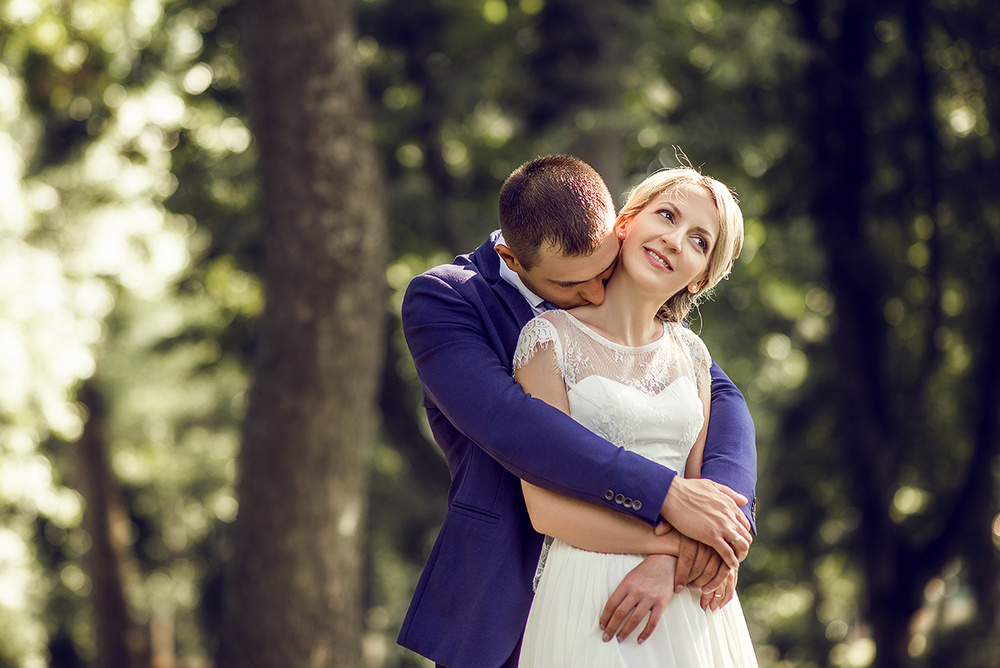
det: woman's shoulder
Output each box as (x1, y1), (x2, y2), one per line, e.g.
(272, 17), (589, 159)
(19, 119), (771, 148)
(524, 309), (566, 330)
(525, 309), (578, 335)
(517, 310), (569, 349)
(664, 321), (712, 363)
(514, 312), (565, 369)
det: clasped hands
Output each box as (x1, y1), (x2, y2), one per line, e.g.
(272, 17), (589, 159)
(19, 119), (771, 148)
(597, 535), (741, 644)
(599, 478), (752, 644)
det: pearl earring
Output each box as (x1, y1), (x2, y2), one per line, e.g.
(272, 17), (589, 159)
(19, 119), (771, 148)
(617, 231), (625, 239)
(689, 284), (700, 294)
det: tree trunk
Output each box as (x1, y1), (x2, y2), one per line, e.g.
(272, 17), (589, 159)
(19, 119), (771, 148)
(527, 0), (636, 198)
(220, 0), (387, 666)
(797, 1), (916, 666)
(76, 379), (146, 668)
(795, 0), (1000, 665)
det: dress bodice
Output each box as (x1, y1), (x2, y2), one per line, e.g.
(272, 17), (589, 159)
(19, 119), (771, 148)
(514, 310), (712, 475)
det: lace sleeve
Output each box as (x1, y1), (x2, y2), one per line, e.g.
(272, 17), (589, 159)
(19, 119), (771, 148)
(513, 315), (563, 374)
(680, 327), (713, 398)
(695, 343), (712, 399)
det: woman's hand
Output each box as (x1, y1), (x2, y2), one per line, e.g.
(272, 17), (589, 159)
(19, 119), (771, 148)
(700, 564), (738, 611)
(599, 554), (678, 645)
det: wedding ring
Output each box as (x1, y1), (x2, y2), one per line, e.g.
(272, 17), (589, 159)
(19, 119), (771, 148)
(730, 535), (742, 546)
(713, 593), (723, 598)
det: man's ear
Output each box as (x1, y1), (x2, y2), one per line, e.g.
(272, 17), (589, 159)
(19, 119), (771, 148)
(494, 244), (523, 273)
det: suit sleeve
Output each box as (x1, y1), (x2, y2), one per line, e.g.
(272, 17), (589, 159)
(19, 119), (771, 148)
(701, 363), (758, 533)
(403, 272), (674, 526)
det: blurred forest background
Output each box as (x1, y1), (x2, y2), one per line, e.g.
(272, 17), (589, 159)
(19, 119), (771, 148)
(1, 0), (998, 667)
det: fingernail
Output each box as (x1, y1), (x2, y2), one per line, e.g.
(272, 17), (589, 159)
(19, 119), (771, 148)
(674, 585), (684, 594)
(603, 633), (611, 643)
(637, 637), (645, 645)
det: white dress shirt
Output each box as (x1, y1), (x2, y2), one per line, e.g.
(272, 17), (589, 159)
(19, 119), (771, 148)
(496, 233), (549, 316)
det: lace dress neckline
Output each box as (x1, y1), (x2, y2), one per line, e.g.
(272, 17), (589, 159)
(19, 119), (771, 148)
(558, 310), (668, 353)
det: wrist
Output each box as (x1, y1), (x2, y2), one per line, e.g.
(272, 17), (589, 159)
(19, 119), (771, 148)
(649, 530), (681, 556)
(660, 475), (686, 521)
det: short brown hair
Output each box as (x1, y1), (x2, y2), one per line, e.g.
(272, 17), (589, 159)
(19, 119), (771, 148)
(498, 155), (615, 270)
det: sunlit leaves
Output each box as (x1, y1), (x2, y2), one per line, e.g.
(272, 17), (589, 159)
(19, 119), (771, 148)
(0, 523), (49, 666)
(0, 0), (251, 663)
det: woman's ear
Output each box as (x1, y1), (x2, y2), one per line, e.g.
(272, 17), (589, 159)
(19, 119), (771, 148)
(615, 220), (628, 241)
(690, 270), (711, 294)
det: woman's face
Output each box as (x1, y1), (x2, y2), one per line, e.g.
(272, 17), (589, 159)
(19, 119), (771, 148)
(616, 183), (719, 300)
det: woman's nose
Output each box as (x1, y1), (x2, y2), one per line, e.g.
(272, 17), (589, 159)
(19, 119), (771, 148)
(661, 229), (682, 252)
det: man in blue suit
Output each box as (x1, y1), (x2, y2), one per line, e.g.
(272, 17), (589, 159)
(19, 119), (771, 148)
(397, 155), (757, 667)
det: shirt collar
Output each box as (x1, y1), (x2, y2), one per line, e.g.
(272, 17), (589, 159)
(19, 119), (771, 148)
(495, 233), (548, 315)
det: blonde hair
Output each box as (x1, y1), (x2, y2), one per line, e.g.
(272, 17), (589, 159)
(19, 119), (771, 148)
(617, 168), (745, 322)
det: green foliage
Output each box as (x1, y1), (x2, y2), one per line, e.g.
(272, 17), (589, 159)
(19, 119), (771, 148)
(2, 0), (998, 666)
(1, 0), (254, 664)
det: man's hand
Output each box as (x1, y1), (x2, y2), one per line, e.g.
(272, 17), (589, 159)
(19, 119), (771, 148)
(660, 477), (752, 569)
(599, 554), (677, 645)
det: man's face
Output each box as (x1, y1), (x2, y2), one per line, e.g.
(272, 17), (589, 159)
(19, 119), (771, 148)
(511, 232), (620, 309)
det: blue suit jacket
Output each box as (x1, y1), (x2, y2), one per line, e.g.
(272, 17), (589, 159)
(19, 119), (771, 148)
(397, 232), (757, 667)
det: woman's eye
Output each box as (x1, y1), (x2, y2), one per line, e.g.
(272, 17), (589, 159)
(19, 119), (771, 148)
(657, 209), (674, 221)
(693, 237), (708, 251)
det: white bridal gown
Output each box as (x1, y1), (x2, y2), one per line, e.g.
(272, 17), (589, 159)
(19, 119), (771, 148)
(513, 310), (758, 668)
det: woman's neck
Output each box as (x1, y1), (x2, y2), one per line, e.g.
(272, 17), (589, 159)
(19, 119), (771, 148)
(572, 272), (665, 347)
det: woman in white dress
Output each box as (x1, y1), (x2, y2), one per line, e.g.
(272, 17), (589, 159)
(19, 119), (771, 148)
(514, 167), (758, 667)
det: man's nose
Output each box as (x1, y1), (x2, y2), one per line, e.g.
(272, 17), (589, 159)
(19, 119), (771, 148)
(579, 280), (606, 306)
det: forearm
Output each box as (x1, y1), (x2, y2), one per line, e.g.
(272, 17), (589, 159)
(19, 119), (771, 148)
(523, 481), (681, 555)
